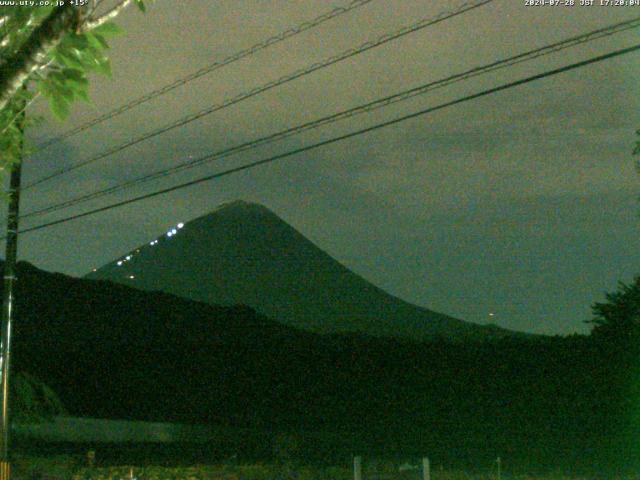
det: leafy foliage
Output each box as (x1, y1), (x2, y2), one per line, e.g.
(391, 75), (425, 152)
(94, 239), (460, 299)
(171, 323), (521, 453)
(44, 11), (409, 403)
(0, 87), (31, 172)
(69, 464), (350, 480)
(13, 454), (79, 480)
(11, 370), (66, 423)
(588, 276), (640, 342)
(0, 2), (151, 172)
(38, 22), (123, 118)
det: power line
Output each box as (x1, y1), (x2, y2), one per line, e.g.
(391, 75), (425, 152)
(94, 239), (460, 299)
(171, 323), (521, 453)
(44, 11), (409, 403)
(19, 15), (640, 220)
(33, 0), (376, 152)
(23, 0), (495, 190)
(14, 43), (640, 237)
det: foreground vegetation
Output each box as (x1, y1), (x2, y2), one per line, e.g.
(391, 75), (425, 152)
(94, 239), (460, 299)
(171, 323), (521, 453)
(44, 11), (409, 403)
(4, 266), (639, 474)
(9, 457), (640, 480)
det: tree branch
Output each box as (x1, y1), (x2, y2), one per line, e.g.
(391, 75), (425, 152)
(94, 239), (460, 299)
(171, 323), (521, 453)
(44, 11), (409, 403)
(85, 0), (102, 22)
(0, 92), (39, 137)
(0, 5), (81, 112)
(82, 0), (133, 31)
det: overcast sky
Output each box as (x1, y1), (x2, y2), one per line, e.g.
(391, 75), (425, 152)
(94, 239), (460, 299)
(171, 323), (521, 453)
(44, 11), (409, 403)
(8, 0), (640, 335)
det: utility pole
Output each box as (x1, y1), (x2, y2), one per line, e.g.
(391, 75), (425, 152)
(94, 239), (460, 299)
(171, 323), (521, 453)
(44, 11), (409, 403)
(422, 457), (430, 480)
(353, 456), (362, 480)
(0, 96), (25, 480)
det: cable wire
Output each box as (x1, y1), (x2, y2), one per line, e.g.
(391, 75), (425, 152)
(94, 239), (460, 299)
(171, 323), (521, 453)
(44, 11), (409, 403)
(20, 15), (640, 220)
(24, 0), (495, 190)
(14, 42), (640, 237)
(33, 0), (376, 152)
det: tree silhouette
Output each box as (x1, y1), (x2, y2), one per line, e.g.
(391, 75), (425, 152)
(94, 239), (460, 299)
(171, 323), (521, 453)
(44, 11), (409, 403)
(588, 276), (640, 343)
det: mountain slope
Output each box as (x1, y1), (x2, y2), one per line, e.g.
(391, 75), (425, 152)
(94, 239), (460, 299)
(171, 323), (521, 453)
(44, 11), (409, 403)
(1, 261), (622, 471)
(9, 261), (316, 424)
(86, 200), (513, 340)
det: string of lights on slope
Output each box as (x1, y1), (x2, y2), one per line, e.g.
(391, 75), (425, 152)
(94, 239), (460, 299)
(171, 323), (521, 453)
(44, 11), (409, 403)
(18, 14), (640, 222)
(13, 43), (640, 242)
(23, 0), (494, 190)
(97, 221), (186, 276)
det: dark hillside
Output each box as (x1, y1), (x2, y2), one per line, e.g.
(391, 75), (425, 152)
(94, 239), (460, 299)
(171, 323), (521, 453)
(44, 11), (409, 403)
(0, 261), (630, 473)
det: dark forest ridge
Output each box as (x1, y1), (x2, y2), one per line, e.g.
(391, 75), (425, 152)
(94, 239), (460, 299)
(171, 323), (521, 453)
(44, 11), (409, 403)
(2, 260), (627, 472)
(86, 200), (519, 341)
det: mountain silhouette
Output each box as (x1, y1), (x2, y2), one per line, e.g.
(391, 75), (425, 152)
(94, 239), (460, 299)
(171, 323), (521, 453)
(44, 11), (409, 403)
(86, 200), (514, 340)
(0, 261), (624, 472)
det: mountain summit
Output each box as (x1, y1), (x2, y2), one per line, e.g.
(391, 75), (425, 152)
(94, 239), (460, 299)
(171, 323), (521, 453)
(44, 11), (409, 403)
(86, 200), (513, 340)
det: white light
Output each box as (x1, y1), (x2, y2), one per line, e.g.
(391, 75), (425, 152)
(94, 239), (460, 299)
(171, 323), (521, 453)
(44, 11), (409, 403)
(167, 232), (173, 237)
(126, 255), (132, 260)
(117, 261), (123, 266)
(92, 269), (97, 272)
(150, 242), (154, 246)
(171, 229), (177, 234)
(177, 223), (184, 229)
(489, 313), (495, 317)
(129, 275), (135, 279)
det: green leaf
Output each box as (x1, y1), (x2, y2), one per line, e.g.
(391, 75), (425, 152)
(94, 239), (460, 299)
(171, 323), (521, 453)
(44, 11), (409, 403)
(86, 32), (110, 51)
(55, 83), (75, 103)
(54, 49), (84, 70)
(135, 0), (146, 12)
(50, 95), (70, 120)
(66, 77), (89, 94)
(94, 56), (112, 78)
(61, 68), (85, 82)
(75, 87), (92, 104)
(66, 32), (89, 50)
(37, 79), (56, 99)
